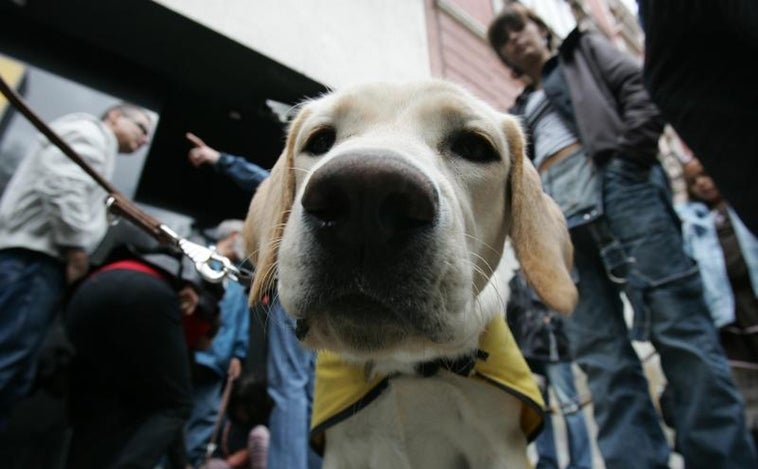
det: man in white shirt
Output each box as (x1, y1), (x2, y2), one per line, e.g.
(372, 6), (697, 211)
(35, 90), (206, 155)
(0, 103), (152, 429)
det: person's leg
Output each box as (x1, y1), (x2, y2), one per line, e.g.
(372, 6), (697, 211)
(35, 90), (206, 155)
(604, 158), (757, 467)
(649, 276), (756, 466)
(529, 362), (559, 469)
(565, 227), (670, 469)
(544, 361), (592, 469)
(0, 249), (64, 426)
(266, 298), (319, 469)
(185, 371), (224, 467)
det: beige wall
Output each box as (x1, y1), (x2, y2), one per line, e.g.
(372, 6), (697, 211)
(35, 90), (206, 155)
(153, 0), (432, 89)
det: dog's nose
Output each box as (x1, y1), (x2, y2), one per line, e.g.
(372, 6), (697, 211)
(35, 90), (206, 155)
(301, 152), (438, 247)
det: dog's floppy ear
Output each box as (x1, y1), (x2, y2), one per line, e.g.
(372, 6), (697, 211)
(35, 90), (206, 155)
(504, 116), (578, 314)
(244, 108), (310, 305)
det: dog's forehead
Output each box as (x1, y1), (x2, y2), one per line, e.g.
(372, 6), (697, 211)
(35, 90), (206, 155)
(304, 81), (501, 134)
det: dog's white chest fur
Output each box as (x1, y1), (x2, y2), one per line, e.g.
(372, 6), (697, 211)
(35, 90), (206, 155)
(322, 373), (529, 469)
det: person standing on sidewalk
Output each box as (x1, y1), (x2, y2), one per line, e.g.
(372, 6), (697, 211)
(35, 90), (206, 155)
(488, 3), (756, 467)
(0, 103), (152, 430)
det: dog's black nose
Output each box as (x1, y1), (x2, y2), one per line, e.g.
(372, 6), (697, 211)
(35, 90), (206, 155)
(301, 152), (438, 248)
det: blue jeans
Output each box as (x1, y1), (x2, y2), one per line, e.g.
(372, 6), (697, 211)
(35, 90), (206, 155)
(566, 159), (757, 468)
(184, 369), (224, 467)
(266, 299), (321, 469)
(530, 360), (592, 469)
(0, 248), (64, 425)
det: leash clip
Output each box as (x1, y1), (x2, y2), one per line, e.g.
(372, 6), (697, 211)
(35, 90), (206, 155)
(159, 225), (242, 284)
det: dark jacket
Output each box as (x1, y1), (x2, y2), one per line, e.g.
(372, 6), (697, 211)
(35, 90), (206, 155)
(90, 221), (225, 325)
(513, 28), (664, 167)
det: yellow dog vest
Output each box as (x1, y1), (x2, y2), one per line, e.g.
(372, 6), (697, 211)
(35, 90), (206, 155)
(310, 315), (545, 451)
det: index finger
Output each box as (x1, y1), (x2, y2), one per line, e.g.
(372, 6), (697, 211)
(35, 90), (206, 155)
(185, 132), (205, 148)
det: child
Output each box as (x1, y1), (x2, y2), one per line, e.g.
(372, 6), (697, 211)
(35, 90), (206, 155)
(200, 374), (273, 469)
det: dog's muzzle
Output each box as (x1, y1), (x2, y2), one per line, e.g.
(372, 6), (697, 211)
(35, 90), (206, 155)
(289, 150), (450, 352)
(301, 151), (439, 255)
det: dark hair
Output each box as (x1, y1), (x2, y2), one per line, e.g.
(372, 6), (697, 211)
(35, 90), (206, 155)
(227, 374), (274, 427)
(487, 2), (555, 78)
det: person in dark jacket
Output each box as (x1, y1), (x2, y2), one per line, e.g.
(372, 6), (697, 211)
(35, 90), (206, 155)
(488, 3), (756, 468)
(64, 221), (225, 469)
(507, 270), (591, 469)
(636, 0), (758, 236)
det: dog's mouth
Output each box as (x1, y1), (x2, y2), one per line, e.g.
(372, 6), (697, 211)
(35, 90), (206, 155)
(294, 293), (446, 353)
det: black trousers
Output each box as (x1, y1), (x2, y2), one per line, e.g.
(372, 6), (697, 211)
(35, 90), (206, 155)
(64, 269), (193, 469)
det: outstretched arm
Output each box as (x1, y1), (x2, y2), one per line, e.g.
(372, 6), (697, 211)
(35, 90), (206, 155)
(186, 132), (269, 193)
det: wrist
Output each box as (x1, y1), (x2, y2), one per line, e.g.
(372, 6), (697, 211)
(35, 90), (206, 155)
(216, 153), (232, 167)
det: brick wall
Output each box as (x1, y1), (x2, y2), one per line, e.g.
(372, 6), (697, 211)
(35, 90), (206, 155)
(424, 0), (524, 112)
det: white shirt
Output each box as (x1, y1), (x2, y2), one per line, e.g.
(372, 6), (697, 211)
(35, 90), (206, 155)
(0, 113), (118, 259)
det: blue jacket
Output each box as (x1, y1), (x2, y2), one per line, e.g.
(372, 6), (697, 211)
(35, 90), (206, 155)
(676, 202), (758, 327)
(215, 153), (269, 193)
(194, 281), (250, 377)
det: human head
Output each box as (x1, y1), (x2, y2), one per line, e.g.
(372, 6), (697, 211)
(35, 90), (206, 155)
(212, 219), (246, 263)
(487, 2), (556, 79)
(683, 157), (721, 205)
(227, 374), (273, 427)
(102, 103), (152, 153)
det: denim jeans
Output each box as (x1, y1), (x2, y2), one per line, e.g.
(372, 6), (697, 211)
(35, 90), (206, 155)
(0, 248), (64, 425)
(185, 369), (224, 467)
(565, 158), (757, 468)
(266, 299), (321, 469)
(530, 360), (592, 469)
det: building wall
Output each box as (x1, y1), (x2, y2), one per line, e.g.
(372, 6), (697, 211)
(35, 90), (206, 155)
(423, 0), (522, 111)
(152, 0), (565, 112)
(154, 0), (431, 89)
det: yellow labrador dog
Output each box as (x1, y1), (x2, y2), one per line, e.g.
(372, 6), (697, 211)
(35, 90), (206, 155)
(244, 79), (577, 469)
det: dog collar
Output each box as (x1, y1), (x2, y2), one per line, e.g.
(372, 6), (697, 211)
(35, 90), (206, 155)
(309, 315), (545, 452)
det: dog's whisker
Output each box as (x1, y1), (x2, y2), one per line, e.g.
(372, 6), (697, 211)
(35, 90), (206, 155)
(466, 251), (496, 282)
(463, 233), (502, 259)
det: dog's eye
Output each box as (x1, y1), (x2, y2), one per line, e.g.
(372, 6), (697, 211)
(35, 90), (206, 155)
(449, 131), (499, 163)
(304, 127), (336, 155)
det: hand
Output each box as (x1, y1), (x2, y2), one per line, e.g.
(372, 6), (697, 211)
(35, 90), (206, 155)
(227, 357), (242, 380)
(177, 286), (200, 316)
(186, 132), (221, 167)
(65, 248), (89, 285)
